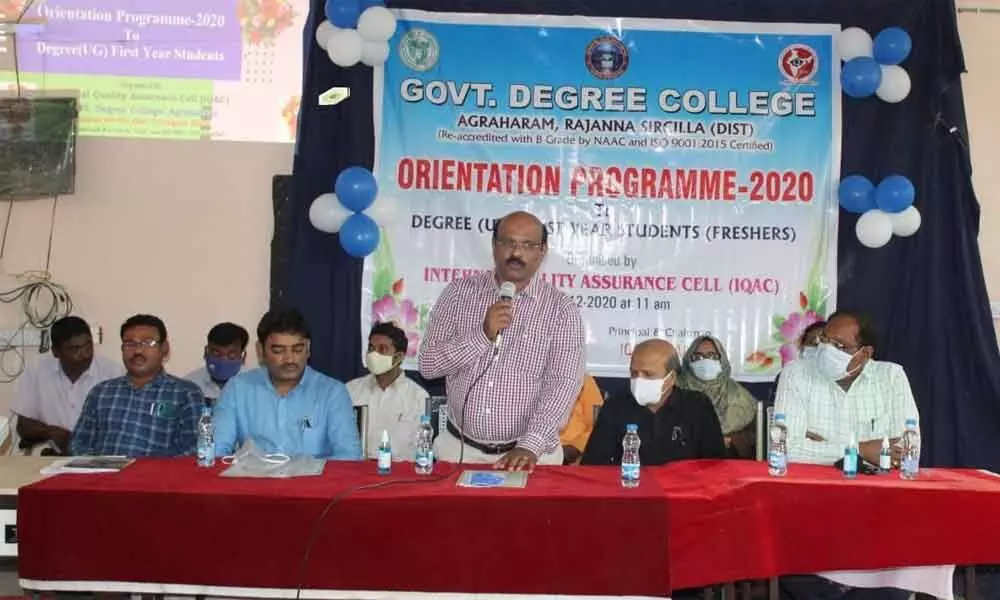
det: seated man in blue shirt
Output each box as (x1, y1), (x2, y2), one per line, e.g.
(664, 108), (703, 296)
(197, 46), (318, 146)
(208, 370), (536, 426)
(71, 314), (204, 457)
(213, 307), (362, 459)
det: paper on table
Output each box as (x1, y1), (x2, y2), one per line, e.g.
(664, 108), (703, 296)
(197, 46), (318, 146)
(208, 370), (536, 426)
(457, 470), (529, 488)
(40, 457), (134, 475)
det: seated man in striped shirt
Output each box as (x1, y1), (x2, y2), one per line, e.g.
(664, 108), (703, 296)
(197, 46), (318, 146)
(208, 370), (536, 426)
(71, 314), (204, 457)
(775, 310), (919, 468)
(419, 211), (585, 472)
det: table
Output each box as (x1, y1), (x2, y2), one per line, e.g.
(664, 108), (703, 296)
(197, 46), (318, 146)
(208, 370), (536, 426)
(0, 457), (58, 557)
(16, 459), (672, 598)
(653, 460), (1000, 590)
(15, 459), (1000, 598)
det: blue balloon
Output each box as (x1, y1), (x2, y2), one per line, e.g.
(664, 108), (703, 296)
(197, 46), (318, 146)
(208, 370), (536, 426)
(838, 175), (876, 214)
(340, 213), (380, 258)
(873, 27), (912, 66)
(325, 0), (360, 29)
(875, 175), (915, 213)
(334, 166), (377, 212)
(841, 57), (882, 98)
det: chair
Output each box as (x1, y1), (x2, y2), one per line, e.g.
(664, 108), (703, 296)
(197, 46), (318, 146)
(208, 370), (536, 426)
(0, 414), (12, 456)
(354, 405), (369, 458)
(424, 395), (447, 439)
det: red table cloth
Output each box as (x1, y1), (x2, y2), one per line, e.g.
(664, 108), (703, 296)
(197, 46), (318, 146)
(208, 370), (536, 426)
(17, 460), (672, 597)
(655, 460), (1000, 589)
(17, 459), (1000, 596)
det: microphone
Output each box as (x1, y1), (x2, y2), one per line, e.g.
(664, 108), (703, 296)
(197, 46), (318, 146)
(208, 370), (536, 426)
(493, 281), (516, 355)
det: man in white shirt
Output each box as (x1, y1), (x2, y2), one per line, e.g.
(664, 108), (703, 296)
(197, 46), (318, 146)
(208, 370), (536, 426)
(775, 310), (919, 468)
(347, 322), (427, 460)
(184, 322), (249, 405)
(13, 316), (121, 454)
(776, 310), (916, 600)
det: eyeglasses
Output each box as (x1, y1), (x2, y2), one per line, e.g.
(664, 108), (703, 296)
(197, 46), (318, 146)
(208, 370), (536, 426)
(122, 339), (161, 351)
(494, 238), (544, 252)
(691, 352), (721, 362)
(817, 335), (858, 353)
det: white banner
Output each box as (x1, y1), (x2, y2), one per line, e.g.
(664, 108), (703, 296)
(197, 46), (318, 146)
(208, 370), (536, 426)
(365, 11), (841, 380)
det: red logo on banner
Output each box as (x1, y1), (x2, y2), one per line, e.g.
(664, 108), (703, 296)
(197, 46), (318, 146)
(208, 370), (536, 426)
(778, 44), (818, 83)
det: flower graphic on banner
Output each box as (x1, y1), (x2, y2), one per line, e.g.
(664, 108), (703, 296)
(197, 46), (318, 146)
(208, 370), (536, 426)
(745, 292), (827, 373)
(237, 0), (295, 45)
(369, 230), (430, 357)
(744, 218), (832, 373)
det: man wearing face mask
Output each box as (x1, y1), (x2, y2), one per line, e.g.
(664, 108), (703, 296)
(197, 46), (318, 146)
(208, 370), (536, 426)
(347, 322), (427, 460)
(677, 335), (757, 457)
(775, 310), (919, 467)
(581, 339), (726, 466)
(183, 322), (249, 405)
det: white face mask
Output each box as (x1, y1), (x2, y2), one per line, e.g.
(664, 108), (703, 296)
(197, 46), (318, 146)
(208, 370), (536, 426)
(630, 374), (671, 406)
(800, 346), (819, 361)
(366, 351), (396, 376)
(816, 343), (861, 381)
(691, 359), (722, 382)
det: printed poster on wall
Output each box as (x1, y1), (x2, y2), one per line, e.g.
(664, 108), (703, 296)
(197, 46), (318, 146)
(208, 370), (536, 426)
(364, 10), (841, 381)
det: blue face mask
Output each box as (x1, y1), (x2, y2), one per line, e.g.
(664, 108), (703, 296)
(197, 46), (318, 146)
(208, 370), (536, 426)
(206, 355), (242, 382)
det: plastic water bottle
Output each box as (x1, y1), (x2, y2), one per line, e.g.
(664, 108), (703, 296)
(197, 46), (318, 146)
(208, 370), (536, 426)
(621, 424), (641, 488)
(415, 415), (434, 475)
(843, 434), (858, 479)
(196, 406), (215, 468)
(377, 429), (392, 475)
(900, 418), (921, 480)
(878, 436), (892, 474)
(768, 413), (788, 476)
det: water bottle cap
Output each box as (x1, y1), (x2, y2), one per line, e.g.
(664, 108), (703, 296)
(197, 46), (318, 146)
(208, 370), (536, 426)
(381, 429), (390, 443)
(626, 423), (638, 433)
(201, 405), (212, 415)
(774, 413), (786, 422)
(420, 415), (431, 424)
(905, 418), (918, 427)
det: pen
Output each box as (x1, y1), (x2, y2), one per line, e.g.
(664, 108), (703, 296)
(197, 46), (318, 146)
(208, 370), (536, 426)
(871, 418), (875, 433)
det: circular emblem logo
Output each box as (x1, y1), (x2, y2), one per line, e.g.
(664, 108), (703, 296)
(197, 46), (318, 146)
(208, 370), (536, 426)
(778, 44), (818, 83)
(585, 35), (629, 80)
(398, 28), (440, 72)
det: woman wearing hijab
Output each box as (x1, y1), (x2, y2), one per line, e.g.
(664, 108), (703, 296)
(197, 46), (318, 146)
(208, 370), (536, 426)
(677, 335), (757, 458)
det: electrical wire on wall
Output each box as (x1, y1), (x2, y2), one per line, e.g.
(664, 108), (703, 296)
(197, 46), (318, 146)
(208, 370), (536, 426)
(0, 196), (73, 383)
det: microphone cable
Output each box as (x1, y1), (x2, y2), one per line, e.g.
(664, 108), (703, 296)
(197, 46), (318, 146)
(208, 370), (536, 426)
(295, 294), (514, 599)
(294, 348), (499, 600)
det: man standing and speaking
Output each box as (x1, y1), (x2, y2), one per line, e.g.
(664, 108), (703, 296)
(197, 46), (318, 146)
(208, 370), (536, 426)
(419, 211), (585, 471)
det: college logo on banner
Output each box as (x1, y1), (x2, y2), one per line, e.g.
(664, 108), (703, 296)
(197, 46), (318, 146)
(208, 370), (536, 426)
(365, 11), (841, 380)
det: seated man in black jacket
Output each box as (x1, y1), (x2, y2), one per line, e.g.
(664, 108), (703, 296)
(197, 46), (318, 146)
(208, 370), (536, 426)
(582, 338), (726, 465)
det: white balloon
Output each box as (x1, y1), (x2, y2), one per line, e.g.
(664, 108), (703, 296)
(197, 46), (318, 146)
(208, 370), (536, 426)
(357, 6), (397, 42)
(890, 205), (921, 237)
(326, 28), (363, 68)
(309, 193), (352, 233)
(838, 27), (873, 61)
(315, 20), (336, 50)
(876, 65), (911, 103)
(360, 39), (390, 66)
(855, 209), (894, 249)
(365, 196), (396, 224)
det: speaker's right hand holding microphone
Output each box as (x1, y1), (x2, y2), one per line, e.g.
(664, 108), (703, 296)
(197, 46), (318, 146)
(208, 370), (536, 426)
(483, 300), (512, 342)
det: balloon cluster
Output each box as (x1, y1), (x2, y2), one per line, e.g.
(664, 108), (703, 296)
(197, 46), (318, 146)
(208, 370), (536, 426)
(315, 0), (397, 68)
(309, 167), (383, 258)
(838, 26), (911, 102)
(839, 175), (921, 249)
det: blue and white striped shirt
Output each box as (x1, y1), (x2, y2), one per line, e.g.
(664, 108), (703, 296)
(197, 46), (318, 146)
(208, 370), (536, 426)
(71, 372), (204, 457)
